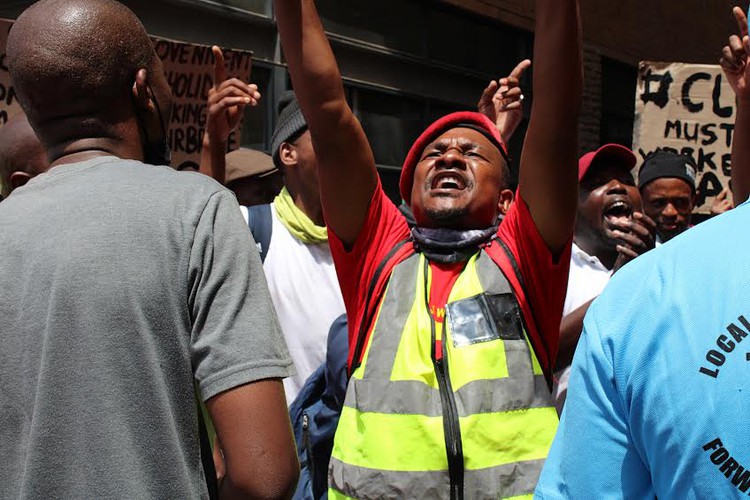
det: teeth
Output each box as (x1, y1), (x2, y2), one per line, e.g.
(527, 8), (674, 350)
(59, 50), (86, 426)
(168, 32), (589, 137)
(436, 175), (462, 189)
(605, 201), (631, 215)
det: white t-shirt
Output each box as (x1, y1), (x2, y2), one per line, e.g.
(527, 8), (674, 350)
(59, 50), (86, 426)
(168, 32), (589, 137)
(563, 242), (612, 315)
(241, 205), (345, 405)
(555, 243), (612, 409)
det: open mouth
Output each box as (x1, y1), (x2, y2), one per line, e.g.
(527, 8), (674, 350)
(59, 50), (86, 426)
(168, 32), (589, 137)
(430, 171), (467, 191)
(603, 199), (633, 226)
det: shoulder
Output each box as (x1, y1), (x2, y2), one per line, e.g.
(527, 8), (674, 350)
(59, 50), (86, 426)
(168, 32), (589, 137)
(585, 202), (750, 388)
(137, 163), (227, 199)
(118, 160), (234, 214)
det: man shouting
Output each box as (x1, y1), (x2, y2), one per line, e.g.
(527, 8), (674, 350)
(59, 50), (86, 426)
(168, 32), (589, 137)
(274, 0), (581, 497)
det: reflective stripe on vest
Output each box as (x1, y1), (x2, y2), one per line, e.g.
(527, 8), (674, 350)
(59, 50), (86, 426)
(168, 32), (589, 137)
(329, 251), (558, 499)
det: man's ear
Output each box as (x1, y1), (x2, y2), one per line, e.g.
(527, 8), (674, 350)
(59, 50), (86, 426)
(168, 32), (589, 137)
(131, 68), (153, 112)
(498, 188), (514, 215)
(9, 171), (34, 190)
(279, 142), (298, 168)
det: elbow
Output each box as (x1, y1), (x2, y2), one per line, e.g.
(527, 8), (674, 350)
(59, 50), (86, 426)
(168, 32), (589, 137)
(223, 454), (300, 500)
(263, 457), (300, 500)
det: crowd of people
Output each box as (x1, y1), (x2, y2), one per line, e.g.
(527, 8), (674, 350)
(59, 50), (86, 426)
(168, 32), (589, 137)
(0, 0), (747, 498)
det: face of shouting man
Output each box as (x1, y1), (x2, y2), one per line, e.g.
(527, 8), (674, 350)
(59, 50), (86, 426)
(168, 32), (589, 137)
(410, 127), (514, 230)
(574, 148), (646, 269)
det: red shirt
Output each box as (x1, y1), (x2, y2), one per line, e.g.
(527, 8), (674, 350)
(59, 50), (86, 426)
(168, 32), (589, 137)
(428, 261), (465, 361)
(328, 182), (571, 378)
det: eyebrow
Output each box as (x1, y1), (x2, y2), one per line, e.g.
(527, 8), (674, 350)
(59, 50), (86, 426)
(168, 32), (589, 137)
(425, 138), (481, 151)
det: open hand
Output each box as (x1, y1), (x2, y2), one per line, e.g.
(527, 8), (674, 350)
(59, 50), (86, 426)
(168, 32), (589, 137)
(478, 59), (531, 145)
(710, 187), (733, 215)
(205, 45), (261, 146)
(611, 212), (657, 274)
(720, 7), (750, 100)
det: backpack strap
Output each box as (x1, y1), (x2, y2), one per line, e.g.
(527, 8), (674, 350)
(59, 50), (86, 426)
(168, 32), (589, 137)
(491, 237), (553, 388)
(247, 204), (273, 263)
(195, 393), (218, 500)
(348, 237), (413, 378)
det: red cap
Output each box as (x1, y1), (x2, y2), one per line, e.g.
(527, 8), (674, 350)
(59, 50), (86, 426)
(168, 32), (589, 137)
(399, 111), (508, 205)
(578, 144), (637, 182)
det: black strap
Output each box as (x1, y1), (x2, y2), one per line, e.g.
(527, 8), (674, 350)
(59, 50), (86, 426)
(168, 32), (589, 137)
(494, 237), (553, 388)
(196, 397), (218, 499)
(247, 204), (273, 263)
(495, 238), (526, 292)
(348, 237), (412, 377)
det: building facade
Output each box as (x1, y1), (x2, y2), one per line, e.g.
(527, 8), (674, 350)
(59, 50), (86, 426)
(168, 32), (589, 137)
(0, 0), (739, 199)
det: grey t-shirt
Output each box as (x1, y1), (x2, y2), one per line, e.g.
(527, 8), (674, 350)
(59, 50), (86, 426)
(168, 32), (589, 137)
(0, 157), (293, 499)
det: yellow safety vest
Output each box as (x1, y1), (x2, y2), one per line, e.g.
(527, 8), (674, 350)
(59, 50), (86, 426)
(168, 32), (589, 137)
(329, 251), (558, 499)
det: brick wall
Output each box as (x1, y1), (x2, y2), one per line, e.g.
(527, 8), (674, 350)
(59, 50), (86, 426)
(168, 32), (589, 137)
(580, 44), (602, 153)
(442, 0), (738, 66)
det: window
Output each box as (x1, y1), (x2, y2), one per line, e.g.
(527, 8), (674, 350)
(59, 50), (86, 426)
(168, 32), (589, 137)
(315, 0), (426, 56)
(427, 8), (529, 77)
(355, 87), (424, 168)
(601, 57), (637, 148)
(185, 0), (271, 17)
(239, 63), (273, 152)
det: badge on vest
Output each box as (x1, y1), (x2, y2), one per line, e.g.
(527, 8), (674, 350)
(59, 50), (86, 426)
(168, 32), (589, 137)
(446, 292), (523, 347)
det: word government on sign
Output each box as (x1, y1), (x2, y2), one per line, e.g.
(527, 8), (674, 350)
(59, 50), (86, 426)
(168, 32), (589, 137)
(0, 21), (254, 171)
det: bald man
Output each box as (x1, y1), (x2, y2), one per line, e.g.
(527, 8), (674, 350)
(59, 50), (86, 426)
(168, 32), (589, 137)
(0, 113), (47, 200)
(1, 1), (298, 498)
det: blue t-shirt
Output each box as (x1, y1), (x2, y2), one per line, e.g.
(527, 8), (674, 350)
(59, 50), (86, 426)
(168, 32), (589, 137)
(536, 201), (750, 499)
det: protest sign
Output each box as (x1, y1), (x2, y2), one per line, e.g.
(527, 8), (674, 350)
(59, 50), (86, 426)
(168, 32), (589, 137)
(633, 61), (735, 213)
(0, 18), (253, 171)
(152, 37), (253, 170)
(0, 19), (22, 126)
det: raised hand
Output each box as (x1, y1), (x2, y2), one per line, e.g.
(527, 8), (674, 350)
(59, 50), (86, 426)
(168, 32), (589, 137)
(205, 45), (261, 146)
(724, 7), (750, 205)
(611, 212), (657, 274)
(710, 187), (733, 215)
(478, 59), (531, 144)
(720, 7), (750, 100)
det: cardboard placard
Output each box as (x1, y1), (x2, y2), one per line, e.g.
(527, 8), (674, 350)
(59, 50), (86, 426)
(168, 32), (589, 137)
(0, 18), (22, 126)
(152, 37), (253, 170)
(0, 18), (253, 171)
(633, 61), (735, 213)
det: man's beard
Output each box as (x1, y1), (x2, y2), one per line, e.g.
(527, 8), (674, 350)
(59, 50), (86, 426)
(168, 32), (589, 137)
(423, 204), (469, 226)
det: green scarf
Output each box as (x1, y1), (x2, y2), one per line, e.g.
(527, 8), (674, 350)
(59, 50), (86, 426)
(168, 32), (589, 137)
(273, 187), (328, 244)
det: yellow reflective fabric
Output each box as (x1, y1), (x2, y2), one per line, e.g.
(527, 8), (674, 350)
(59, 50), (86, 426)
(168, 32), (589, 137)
(447, 253), (513, 389)
(350, 279), (394, 381)
(461, 407), (558, 470)
(333, 405), (555, 472)
(390, 254), (524, 387)
(331, 251), (557, 498)
(526, 336), (544, 375)
(390, 255), (439, 386)
(333, 406), (448, 471)
(328, 490), (355, 500)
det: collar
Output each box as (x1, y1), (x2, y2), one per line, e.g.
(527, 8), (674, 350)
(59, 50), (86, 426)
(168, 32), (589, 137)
(571, 242), (610, 273)
(411, 225), (497, 264)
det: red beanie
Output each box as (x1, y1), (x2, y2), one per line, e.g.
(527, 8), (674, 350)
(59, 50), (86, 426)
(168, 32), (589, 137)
(399, 111), (508, 204)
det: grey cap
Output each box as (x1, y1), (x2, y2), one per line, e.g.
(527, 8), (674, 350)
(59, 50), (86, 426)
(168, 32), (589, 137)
(270, 90), (308, 168)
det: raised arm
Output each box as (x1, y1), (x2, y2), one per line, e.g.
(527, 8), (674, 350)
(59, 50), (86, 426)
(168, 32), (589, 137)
(721, 7), (750, 205)
(199, 46), (261, 184)
(273, 0), (378, 246)
(518, 0), (582, 256)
